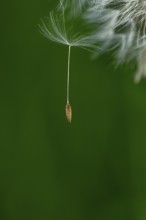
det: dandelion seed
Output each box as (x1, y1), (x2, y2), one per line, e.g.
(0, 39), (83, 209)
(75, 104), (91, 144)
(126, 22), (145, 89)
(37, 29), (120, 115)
(65, 103), (72, 123)
(40, 0), (96, 122)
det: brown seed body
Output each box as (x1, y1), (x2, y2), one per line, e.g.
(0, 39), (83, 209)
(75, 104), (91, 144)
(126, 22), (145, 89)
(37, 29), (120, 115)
(65, 103), (72, 123)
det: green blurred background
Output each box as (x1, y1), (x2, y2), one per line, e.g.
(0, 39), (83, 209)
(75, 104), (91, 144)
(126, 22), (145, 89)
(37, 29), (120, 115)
(1, 0), (146, 219)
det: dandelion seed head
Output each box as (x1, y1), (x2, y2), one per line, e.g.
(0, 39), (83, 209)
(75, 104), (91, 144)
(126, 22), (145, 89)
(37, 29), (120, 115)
(84, 0), (146, 81)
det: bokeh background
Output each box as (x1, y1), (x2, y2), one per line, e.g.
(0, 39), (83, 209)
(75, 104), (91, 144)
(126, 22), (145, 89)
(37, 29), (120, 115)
(1, 0), (146, 219)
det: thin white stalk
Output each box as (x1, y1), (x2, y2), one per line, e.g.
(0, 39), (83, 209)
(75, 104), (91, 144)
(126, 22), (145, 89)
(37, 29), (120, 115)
(67, 45), (71, 104)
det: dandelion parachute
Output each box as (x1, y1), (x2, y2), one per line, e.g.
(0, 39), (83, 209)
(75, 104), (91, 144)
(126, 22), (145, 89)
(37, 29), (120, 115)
(39, 0), (97, 122)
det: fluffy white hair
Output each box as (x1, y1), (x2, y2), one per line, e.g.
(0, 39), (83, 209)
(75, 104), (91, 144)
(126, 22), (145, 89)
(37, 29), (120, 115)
(41, 0), (146, 82)
(85, 0), (146, 82)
